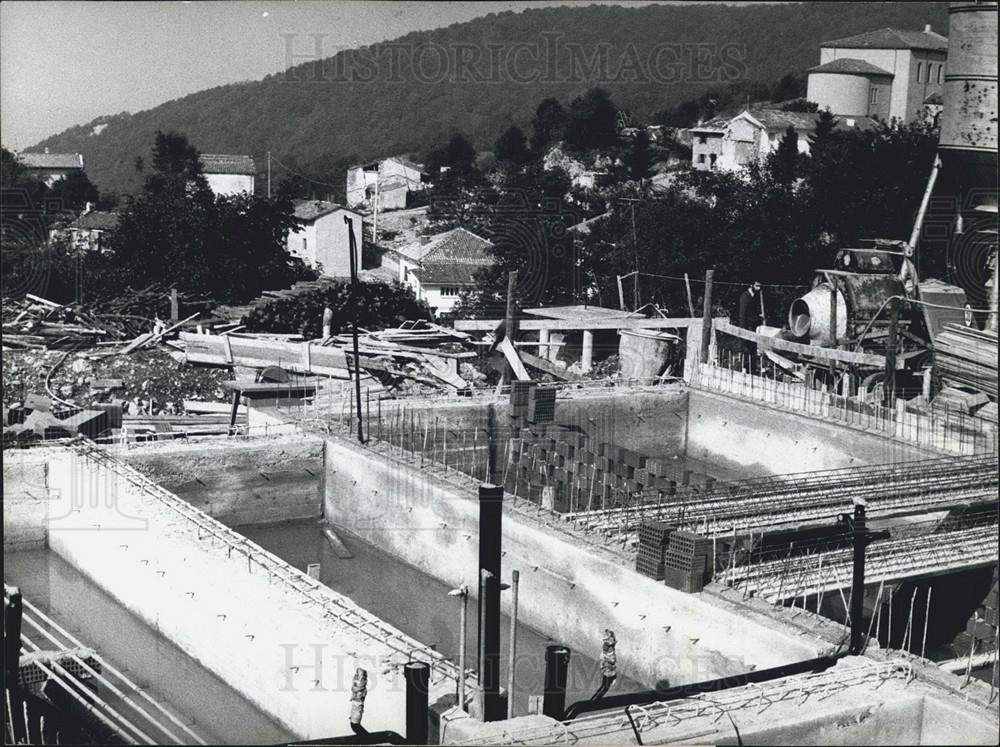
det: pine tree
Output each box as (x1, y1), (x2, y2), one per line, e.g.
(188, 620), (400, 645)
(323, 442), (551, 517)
(626, 130), (654, 181)
(494, 126), (529, 166)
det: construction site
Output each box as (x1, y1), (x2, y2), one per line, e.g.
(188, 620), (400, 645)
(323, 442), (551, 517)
(3, 3), (1000, 746)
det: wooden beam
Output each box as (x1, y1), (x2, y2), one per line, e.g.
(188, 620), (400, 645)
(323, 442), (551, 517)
(520, 350), (579, 381)
(714, 321), (892, 367)
(181, 331), (351, 377)
(498, 336), (531, 381)
(454, 316), (726, 332)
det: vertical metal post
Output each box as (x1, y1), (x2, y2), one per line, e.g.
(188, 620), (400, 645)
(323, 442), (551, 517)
(700, 269), (714, 364)
(5, 587), (23, 685)
(478, 484), (503, 721)
(850, 503), (866, 655)
(344, 216), (364, 443)
(507, 570), (520, 720)
(457, 587), (468, 711)
(404, 661), (430, 745)
(542, 645), (571, 720)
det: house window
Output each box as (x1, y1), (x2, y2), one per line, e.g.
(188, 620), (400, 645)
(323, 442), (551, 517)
(302, 238), (307, 253)
(870, 87), (879, 105)
(709, 154), (718, 168)
(916, 62), (923, 83)
(440, 286), (461, 297)
(698, 135), (707, 144)
(697, 154), (706, 164)
(936, 64), (942, 84)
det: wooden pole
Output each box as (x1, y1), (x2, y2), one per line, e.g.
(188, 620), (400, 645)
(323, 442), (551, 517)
(503, 271), (518, 386)
(345, 216), (364, 443)
(169, 288), (179, 323)
(884, 297), (900, 407)
(684, 273), (695, 317)
(457, 586), (468, 711)
(700, 269), (714, 364)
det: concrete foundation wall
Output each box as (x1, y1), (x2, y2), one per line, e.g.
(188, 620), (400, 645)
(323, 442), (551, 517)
(44, 447), (454, 740)
(3, 448), (52, 551)
(686, 390), (937, 475)
(121, 435), (324, 526)
(323, 436), (825, 692)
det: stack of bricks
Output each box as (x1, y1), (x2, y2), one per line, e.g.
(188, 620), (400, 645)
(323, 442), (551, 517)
(635, 520), (675, 580)
(503, 425), (686, 513)
(664, 529), (714, 593)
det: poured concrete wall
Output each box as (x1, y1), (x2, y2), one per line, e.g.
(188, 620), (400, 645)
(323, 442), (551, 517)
(122, 435), (323, 526)
(686, 390), (937, 475)
(3, 448), (51, 551)
(323, 435), (827, 692)
(43, 447), (454, 740)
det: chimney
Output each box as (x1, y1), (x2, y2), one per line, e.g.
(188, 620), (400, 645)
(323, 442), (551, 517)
(924, 24), (932, 32)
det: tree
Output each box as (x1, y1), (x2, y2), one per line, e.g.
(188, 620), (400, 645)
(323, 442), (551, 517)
(808, 109), (838, 153)
(780, 99), (819, 113)
(48, 170), (100, 211)
(427, 132), (477, 175)
(769, 126), (800, 186)
(494, 126), (529, 166)
(109, 131), (315, 303)
(771, 73), (805, 103)
(529, 98), (567, 155)
(626, 130), (654, 181)
(564, 87), (618, 151)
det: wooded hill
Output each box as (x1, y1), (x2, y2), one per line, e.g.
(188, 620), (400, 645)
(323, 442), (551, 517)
(29, 2), (948, 196)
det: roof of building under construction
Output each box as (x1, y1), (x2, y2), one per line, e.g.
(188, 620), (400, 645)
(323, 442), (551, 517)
(820, 27), (948, 51)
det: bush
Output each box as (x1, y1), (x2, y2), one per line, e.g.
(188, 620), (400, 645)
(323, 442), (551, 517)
(242, 280), (432, 338)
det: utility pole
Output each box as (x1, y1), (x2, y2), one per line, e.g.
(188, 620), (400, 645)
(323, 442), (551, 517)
(840, 500), (889, 654)
(700, 269), (715, 364)
(884, 297), (900, 407)
(267, 151), (271, 199)
(502, 271), (518, 386)
(373, 171), (379, 246)
(345, 216), (364, 443)
(617, 197), (641, 310)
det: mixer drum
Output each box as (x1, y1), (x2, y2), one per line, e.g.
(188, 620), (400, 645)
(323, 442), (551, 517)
(789, 283), (848, 346)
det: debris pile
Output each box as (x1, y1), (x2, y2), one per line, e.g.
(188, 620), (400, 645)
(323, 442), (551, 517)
(2, 294), (123, 350)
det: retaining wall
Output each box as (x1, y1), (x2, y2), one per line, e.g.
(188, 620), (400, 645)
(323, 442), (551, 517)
(322, 435), (829, 692)
(3, 448), (52, 551)
(121, 435), (324, 526)
(43, 446), (455, 740)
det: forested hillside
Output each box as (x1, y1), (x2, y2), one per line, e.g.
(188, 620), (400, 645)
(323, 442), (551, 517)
(29, 2), (948, 196)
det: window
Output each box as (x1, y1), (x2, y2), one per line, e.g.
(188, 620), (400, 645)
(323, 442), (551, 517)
(698, 135), (707, 144)
(870, 87), (879, 105)
(697, 154), (706, 164)
(937, 64), (943, 84)
(916, 62), (923, 83)
(440, 286), (461, 297)
(709, 153), (718, 168)
(302, 238), (307, 253)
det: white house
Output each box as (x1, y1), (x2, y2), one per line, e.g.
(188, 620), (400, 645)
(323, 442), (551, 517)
(288, 201), (363, 278)
(18, 150), (84, 186)
(346, 156), (428, 211)
(689, 109), (878, 173)
(386, 227), (494, 313)
(199, 154), (256, 196)
(806, 26), (947, 122)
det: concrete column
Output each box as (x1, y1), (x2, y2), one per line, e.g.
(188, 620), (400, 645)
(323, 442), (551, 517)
(538, 328), (549, 358)
(581, 330), (594, 372)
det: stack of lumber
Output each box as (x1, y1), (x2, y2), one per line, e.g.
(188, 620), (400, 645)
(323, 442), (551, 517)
(2, 294), (121, 350)
(934, 323), (998, 400)
(178, 320), (477, 392)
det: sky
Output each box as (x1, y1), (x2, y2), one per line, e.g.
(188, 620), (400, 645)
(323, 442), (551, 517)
(0, 0), (719, 149)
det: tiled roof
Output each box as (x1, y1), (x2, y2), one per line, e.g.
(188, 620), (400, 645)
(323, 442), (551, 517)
(395, 227), (493, 263)
(199, 154), (256, 175)
(71, 211), (119, 231)
(808, 58), (893, 76)
(747, 109), (821, 131)
(293, 200), (360, 222)
(19, 152), (83, 170)
(387, 155), (426, 173)
(821, 27), (948, 52)
(411, 261), (489, 286)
